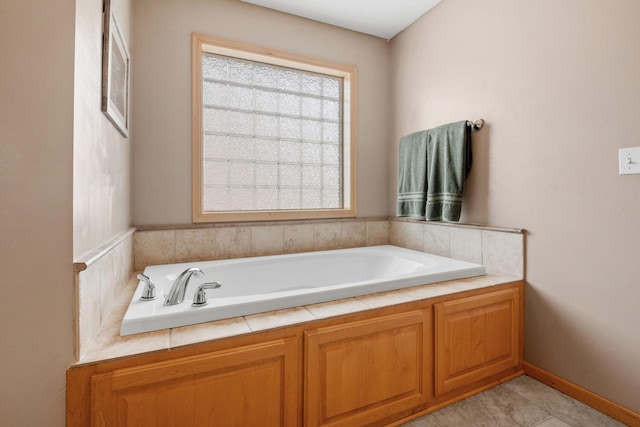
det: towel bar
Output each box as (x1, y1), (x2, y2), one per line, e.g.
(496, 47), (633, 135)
(467, 119), (484, 132)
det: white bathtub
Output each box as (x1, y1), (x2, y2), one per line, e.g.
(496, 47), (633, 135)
(120, 245), (486, 336)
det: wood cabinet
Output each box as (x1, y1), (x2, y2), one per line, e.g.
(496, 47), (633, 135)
(90, 338), (299, 427)
(434, 287), (522, 396)
(67, 282), (523, 427)
(304, 310), (432, 427)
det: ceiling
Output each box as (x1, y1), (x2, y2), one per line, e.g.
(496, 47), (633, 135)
(239, 0), (443, 40)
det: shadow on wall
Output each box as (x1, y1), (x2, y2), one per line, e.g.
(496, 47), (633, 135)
(461, 123), (490, 224)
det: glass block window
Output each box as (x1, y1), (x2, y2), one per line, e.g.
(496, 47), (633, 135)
(202, 54), (342, 211)
(193, 34), (356, 222)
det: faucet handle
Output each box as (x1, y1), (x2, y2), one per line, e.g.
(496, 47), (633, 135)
(192, 282), (222, 307)
(137, 273), (156, 301)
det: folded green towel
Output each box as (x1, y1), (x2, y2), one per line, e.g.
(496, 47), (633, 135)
(425, 121), (472, 221)
(397, 121), (472, 221)
(397, 130), (429, 218)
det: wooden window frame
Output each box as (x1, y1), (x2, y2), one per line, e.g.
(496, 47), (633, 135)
(192, 33), (357, 223)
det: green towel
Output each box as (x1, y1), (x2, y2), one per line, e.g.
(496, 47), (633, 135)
(425, 121), (472, 221)
(397, 130), (429, 218)
(397, 121), (472, 221)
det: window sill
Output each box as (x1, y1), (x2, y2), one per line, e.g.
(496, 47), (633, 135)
(193, 207), (357, 223)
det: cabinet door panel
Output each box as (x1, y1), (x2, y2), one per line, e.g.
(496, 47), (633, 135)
(193, 359), (283, 425)
(435, 288), (521, 395)
(91, 338), (298, 427)
(116, 379), (196, 427)
(305, 310), (432, 427)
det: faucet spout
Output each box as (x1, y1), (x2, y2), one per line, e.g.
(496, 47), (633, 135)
(164, 267), (204, 306)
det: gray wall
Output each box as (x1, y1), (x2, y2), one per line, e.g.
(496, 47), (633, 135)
(391, 0), (640, 412)
(132, 0), (391, 225)
(0, 1), (75, 425)
(1, 0), (134, 424)
(73, 0), (133, 259)
(2, 0), (638, 424)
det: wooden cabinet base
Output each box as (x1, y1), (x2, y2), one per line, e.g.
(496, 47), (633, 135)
(435, 287), (522, 396)
(90, 338), (299, 426)
(305, 310), (432, 427)
(67, 281), (523, 427)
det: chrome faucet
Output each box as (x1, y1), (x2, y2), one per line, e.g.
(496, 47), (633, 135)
(137, 273), (156, 301)
(192, 282), (222, 307)
(164, 267), (204, 306)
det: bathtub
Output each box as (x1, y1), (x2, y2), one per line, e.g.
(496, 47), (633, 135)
(120, 245), (486, 336)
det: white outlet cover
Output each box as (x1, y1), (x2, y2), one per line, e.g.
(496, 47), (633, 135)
(619, 147), (640, 175)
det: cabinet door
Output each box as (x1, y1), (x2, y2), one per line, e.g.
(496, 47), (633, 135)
(435, 287), (521, 396)
(304, 310), (432, 427)
(91, 338), (299, 427)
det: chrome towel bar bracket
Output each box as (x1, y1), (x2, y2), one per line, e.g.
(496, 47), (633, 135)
(467, 119), (485, 132)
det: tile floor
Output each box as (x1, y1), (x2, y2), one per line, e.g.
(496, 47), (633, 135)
(402, 376), (626, 427)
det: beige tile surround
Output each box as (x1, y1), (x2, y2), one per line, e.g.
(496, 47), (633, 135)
(391, 219), (525, 277)
(133, 218), (391, 271)
(74, 218), (524, 363)
(74, 228), (134, 360)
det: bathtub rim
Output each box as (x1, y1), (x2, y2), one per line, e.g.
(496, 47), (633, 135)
(120, 245), (487, 336)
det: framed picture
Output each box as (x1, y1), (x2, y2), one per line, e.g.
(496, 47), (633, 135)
(102, 0), (130, 137)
